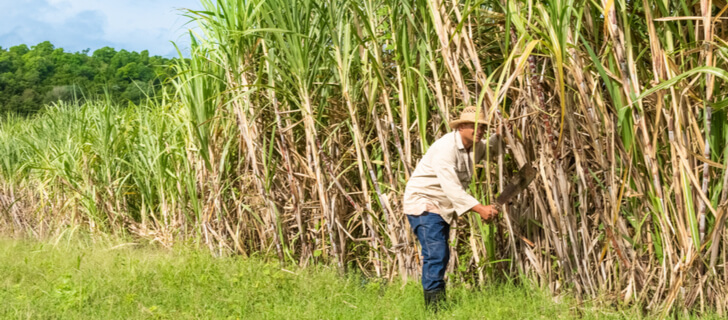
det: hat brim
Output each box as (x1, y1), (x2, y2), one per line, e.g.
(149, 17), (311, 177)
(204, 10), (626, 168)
(449, 119), (488, 129)
(448, 119), (474, 129)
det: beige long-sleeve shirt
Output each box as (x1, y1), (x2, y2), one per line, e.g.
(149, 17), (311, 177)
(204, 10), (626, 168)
(403, 131), (501, 225)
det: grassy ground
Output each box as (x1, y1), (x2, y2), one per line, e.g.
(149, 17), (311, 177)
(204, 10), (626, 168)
(0, 236), (710, 319)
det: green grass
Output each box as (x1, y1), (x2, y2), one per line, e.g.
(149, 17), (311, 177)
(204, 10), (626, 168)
(0, 236), (679, 320)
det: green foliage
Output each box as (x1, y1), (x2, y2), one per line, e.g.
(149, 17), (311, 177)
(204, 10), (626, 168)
(0, 41), (176, 115)
(0, 100), (196, 229)
(0, 237), (668, 320)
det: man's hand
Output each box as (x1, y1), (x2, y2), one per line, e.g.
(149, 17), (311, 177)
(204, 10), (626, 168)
(472, 204), (499, 222)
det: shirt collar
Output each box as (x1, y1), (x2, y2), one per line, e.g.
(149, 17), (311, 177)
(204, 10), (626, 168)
(454, 130), (466, 150)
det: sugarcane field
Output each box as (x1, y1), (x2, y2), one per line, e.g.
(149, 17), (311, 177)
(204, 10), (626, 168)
(2, 0), (728, 318)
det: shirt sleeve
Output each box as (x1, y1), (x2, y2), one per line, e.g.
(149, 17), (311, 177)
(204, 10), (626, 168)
(433, 147), (480, 217)
(476, 133), (504, 162)
(488, 134), (504, 159)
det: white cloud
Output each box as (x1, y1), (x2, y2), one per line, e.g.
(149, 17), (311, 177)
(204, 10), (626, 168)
(0, 0), (201, 57)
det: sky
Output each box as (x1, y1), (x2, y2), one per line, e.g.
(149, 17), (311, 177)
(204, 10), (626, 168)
(0, 0), (202, 57)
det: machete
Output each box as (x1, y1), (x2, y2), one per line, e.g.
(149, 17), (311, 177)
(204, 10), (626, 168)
(493, 164), (537, 211)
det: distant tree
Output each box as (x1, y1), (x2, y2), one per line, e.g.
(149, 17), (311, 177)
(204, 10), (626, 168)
(92, 47), (117, 64)
(0, 42), (175, 115)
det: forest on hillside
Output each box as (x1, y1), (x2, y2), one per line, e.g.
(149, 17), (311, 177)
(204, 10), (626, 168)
(0, 41), (175, 115)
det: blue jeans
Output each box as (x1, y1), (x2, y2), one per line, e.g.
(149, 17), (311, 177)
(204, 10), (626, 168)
(407, 212), (450, 291)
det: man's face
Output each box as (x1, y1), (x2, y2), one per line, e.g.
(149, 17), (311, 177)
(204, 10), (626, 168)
(458, 123), (487, 144)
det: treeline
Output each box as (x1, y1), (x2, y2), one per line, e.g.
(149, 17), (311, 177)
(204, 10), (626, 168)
(0, 41), (175, 115)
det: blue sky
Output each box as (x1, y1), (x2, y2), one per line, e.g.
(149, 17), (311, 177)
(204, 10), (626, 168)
(0, 0), (202, 57)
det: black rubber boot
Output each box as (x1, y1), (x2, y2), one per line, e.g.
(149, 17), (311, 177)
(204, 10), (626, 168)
(424, 287), (446, 312)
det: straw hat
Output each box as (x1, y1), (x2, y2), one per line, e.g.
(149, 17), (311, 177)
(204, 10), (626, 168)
(448, 106), (487, 129)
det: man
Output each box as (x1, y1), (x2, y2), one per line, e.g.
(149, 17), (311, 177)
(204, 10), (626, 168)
(403, 106), (502, 310)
